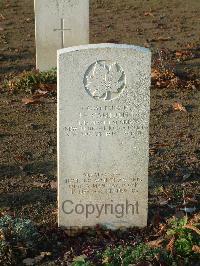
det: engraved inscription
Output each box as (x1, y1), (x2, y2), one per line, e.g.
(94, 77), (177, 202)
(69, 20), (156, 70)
(64, 105), (147, 137)
(54, 0), (79, 9)
(84, 60), (126, 101)
(65, 173), (142, 195)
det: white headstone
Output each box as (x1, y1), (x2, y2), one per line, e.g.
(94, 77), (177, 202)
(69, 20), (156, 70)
(58, 44), (151, 230)
(34, 0), (89, 71)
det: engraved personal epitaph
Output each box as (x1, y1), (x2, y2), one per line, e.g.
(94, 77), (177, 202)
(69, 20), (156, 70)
(58, 44), (151, 230)
(34, 0), (89, 70)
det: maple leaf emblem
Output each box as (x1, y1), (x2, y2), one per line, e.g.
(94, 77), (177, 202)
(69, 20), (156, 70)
(84, 61), (126, 101)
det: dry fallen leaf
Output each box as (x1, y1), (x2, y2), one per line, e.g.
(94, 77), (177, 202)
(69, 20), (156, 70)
(0, 14), (6, 21)
(175, 51), (184, 57)
(151, 36), (172, 42)
(36, 89), (49, 95)
(185, 196), (198, 204)
(32, 92), (48, 99)
(157, 36), (172, 41)
(186, 156), (198, 164)
(175, 50), (192, 59)
(157, 223), (167, 235)
(39, 83), (57, 92)
(22, 98), (42, 105)
(192, 245), (200, 253)
(151, 69), (160, 80)
(0, 229), (5, 240)
(184, 224), (200, 235)
(144, 11), (154, 17)
(166, 236), (175, 253)
(50, 180), (57, 189)
(172, 102), (187, 112)
(158, 197), (169, 206)
(147, 238), (164, 248)
(52, 208), (57, 215)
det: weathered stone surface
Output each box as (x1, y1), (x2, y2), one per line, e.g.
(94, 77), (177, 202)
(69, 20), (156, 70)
(58, 43), (151, 229)
(34, 0), (89, 71)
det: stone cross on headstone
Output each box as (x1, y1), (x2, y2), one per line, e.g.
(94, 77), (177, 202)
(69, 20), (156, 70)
(34, 0), (89, 71)
(54, 18), (71, 49)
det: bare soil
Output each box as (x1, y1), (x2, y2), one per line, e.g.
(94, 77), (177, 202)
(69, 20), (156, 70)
(0, 0), (200, 265)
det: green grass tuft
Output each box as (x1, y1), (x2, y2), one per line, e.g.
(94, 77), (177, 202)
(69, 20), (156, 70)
(3, 69), (57, 94)
(0, 215), (39, 263)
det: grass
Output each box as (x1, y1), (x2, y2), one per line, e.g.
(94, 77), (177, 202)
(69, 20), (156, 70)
(0, 56), (199, 265)
(2, 69), (57, 94)
(72, 217), (200, 266)
(1, 214), (199, 265)
(0, 215), (39, 264)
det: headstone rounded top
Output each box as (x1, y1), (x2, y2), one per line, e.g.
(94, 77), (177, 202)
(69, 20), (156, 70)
(58, 43), (151, 55)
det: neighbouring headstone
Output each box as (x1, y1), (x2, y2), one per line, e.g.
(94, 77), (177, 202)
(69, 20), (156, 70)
(58, 43), (151, 230)
(34, 0), (89, 71)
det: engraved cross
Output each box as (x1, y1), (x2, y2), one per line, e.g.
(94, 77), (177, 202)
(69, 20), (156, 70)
(54, 18), (71, 48)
